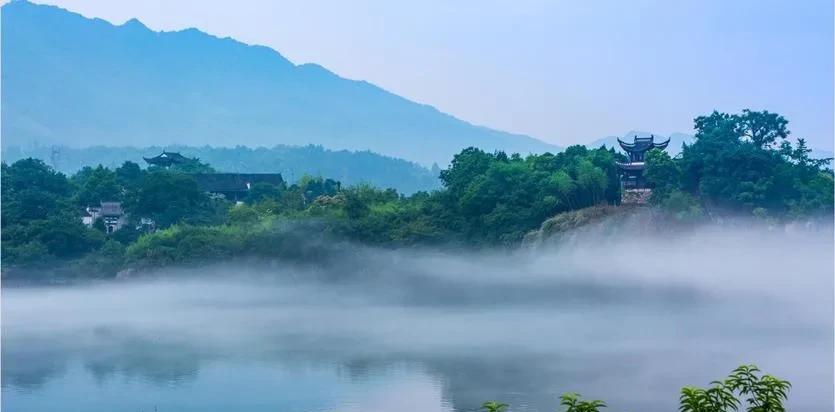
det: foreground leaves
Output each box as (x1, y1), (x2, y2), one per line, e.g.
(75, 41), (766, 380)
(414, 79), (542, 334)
(480, 364), (789, 412)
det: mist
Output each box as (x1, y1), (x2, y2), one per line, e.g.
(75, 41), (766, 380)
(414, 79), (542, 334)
(3, 222), (833, 412)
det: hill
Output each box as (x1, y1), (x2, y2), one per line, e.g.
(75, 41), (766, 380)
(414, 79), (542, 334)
(1, 0), (559, 166)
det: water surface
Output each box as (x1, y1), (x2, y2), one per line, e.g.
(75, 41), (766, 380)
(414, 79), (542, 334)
(3, 225), (832, 411)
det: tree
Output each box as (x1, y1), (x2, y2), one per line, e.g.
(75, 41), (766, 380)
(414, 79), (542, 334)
(1, 158), (74, 224)
(23, 212), (104, 258)
(644, 148), (681, 203)
(680, 109), (832, 216)
(1, 159), (107, 264)
(115, 161), (143, 187)
(227, 203), (261, 226)
(73, 165), (122, 206)
(245, 182), (284, 204)
(574, 159), (608, 206)
(548, 170), (577, 209)
(297, 175), (341, 202)
(440, 147), (494, 196)
(735, 109), (789, 149)
(125, 170), (210, 228)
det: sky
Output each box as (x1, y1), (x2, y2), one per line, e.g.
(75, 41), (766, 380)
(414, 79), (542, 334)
(27, 0), (835, 149)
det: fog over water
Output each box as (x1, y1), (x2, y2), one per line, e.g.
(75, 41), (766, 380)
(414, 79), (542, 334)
(2, 223), (833, 412)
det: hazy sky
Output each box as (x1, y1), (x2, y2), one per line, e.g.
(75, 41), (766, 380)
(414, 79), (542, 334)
(29, 0), (835, 149)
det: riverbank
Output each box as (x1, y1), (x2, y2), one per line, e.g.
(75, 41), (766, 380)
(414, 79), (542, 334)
(3, 204), (831, 285)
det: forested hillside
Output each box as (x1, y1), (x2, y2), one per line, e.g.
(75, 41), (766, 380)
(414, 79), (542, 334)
(1, 144), (440, 194)
(2, 110), (831, 278)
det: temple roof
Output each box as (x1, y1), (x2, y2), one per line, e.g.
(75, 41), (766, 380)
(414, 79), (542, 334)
(143, 151), (191, 165)
(100, 201), (123, 217)
(617, 135), (670, 153)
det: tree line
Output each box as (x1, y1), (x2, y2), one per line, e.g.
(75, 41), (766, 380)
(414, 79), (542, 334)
(1, 144), (441, 194)
(1, 110), (831, 275)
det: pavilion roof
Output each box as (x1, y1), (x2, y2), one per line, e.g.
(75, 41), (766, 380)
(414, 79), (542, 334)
(143, 151), (191, 164)
(617, 135), (670, 153)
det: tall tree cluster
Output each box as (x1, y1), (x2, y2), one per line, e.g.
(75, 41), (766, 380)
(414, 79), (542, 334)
(645, 110), (833, 218)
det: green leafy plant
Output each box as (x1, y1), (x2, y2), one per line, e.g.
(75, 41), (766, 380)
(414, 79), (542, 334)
(725, 365), (791, 412)
(680, 364), (790, 412)
(679, 382), (738, 412)
(481, 400), (510, 412)
(559, 392), (606, 412)
(480, 364), (789, 412)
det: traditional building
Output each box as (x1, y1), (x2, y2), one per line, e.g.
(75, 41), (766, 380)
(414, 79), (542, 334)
(192, 173), (285, 202)
(616, 135), (670, 204)
(82, 201), (127, 233)
(143, 151), (192, 168)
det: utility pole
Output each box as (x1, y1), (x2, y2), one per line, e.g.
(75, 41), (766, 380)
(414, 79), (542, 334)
(49, 145), (61, 170)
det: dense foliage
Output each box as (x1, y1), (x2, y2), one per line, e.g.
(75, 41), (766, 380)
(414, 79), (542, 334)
(1, 110), (831, 277)
(482, 364), (789, 412)
(1, 159), (105, 264)
(645, 110), (833, 219)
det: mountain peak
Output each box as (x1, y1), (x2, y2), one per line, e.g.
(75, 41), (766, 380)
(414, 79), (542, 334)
(121, 17), (148, 30)
(1, 1), (559, 165)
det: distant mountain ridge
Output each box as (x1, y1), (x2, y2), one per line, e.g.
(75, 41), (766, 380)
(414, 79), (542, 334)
(1, 0), (559, 166)
(1, 144), (442, 194)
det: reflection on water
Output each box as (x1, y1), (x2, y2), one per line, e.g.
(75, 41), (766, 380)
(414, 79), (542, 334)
(2, 225), (833, 411)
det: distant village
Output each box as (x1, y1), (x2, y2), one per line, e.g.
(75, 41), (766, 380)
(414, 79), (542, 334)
(81, 151), (284, 233)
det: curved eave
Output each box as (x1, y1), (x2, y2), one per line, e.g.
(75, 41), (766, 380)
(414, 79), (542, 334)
(652, 139), (671, 150)
(616, 161), (646, 171)
(617, 138), (636, 151)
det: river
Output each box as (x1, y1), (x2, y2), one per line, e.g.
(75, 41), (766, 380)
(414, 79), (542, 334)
(2, 224), (832, 411)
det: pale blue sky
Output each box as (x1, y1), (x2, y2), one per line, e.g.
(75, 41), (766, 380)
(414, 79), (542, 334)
(31, 0), (835, 149)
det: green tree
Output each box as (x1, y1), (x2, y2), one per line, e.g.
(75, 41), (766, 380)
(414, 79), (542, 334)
(73, 165), (122, 206)
(680, 109), (832, 216)
(125, 170), (210, 228)
(644, 148), (681, 203)
(115, 161), (143, 187)
(227, 203), (261, 226)
(1, 159), (74, 224)
(735, 109), (789, 149)
(575, 159), (608, 206)
(245, 182), (284, 204)
(440, 147), (494, 196)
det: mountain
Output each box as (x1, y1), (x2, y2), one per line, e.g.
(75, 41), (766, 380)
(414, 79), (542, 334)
(1, 0), (560, 166)
(587, 131), (694, 156)
(1, 144), (442, 194)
